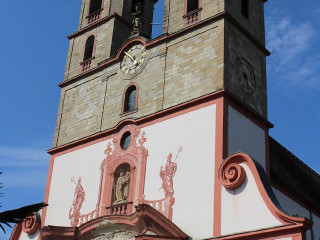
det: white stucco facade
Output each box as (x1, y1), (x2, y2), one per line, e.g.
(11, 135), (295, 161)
(228, 106), (266, 169)
(221, 164), (282, 235)
(143, 104), (216, 239)
(45, 139), (112, 226)
(44, 104), (217, 239)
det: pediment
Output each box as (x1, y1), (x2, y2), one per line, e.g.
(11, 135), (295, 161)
(40, 204), (187, 240)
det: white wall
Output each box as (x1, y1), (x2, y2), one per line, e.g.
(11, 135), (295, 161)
(221, 164), (282, 235)
(19, 229), (39, 240)
(45, 104), (217, 240)
(143, 104), (216, 239)
(228, 106), (266, 170)
(45, 139), (112, 226)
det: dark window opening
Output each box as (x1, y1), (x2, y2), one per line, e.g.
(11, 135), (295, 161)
(241, 0), (249, 19)
(124, 86), (137, 112)
(89, 0), (102, 15)
(120, 132), (132, 150)
(83, 35), (95, 61)
(187, 0), (199, 13)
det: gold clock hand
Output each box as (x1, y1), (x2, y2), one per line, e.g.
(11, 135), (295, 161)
(124, 51), (135, 63)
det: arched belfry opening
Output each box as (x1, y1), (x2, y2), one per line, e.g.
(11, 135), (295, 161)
(131, 0), (144, 36)
(187, 0), (199, 13)
(132, 0), (144, 13)
(83, 35), (95, 61)
(89, 0), (103, 15)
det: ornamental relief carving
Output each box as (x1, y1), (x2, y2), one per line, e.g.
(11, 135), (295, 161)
(91, 220), (137, 240)
(69, 177), (86, 227)
(68, 124), (184, 227)
(159, 146), (183, 196)
(92, 231), (135, 240)
(22, 212), (41, 235)
(143, 146), (183, 220)
(219, 154), (247, 190)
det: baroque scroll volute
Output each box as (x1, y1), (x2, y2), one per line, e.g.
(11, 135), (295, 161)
(219, 154), (247, 190)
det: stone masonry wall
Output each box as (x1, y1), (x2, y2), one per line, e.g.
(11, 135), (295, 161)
(225, 0), (265, 45)
(161, 0), (265, 45)
(64, 18), (131, 81)
(162, 0), (225, 34)
(64, 19), (114, 81)
(53, 20), (224, 147)
(163, 21), (224, 109)
(224, 21), (267, 117)
(78, 0), (111, 30)
(53, 0), (268, 147)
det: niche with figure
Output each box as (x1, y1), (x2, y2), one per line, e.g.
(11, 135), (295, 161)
(112, 163), (131, 205)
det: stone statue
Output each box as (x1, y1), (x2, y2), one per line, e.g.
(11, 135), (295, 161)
(160, 153), (177, 196)
(113, 170), (130, 204)
(131, 2), (143, 36)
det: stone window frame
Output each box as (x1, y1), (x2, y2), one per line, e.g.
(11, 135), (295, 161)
(86, 0), (105, 24)
(80, 33), (97, 71)
(121, 82), (139, 116)
(182, 0), (203, 26)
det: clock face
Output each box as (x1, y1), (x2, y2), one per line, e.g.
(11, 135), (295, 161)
(120, 44), (146, 75)
(235, 57), (256, 94)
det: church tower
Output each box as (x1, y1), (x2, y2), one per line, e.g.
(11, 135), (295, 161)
(12, 0), (316, 240)
(52, 0), (269, 149)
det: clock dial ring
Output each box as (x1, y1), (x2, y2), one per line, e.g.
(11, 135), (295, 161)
(120, 44), (147, 76)
(235, 57), (256, 94)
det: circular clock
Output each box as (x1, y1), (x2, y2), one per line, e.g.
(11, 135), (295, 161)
(235, 57), (256, 94)
(120, 44), (147, 75)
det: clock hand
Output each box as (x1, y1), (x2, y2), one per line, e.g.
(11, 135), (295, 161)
(133, 59), (138, 66)
(124, 51), (135, 63)
(241, 59), (254, 91)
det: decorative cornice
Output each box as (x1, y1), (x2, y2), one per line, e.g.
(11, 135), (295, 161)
(209, 224), (306, 240)
(59, 11), (270, 88)
(40, 204), (187, 239)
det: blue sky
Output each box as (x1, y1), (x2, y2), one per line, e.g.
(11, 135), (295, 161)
(0, 0), (319, 237)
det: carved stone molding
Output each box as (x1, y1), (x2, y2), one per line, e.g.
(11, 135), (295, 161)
(219, 158), (246, 190)
(218, 152), (313, 230)
(41, 204), (188, 240)
(97, 125), (148, 217)
(22, 212), (40, 235)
